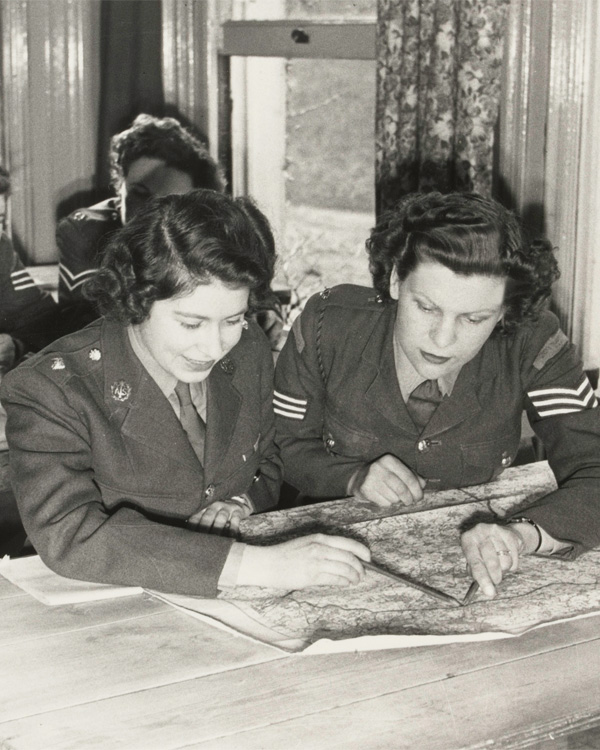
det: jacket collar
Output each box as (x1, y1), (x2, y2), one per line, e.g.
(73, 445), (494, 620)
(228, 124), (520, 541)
(360, 304), (499, 436)
(100, 318), (242, 474)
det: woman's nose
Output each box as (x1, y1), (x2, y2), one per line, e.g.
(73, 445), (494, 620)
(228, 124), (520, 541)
(197, 326), (225, 360)
(430, 317), (457, 349)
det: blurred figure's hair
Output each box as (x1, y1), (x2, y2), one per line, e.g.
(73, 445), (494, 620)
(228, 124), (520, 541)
(109, 114), (225, 193)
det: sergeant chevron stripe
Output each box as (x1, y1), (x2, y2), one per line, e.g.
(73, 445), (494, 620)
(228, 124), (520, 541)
(10, 269), (37, 291)
(273, 390), (307, 420)
(528, 376), (598, 417)
(59, 264), (97, 292)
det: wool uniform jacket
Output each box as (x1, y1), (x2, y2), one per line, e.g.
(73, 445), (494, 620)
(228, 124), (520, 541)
(0, 232), (58, 354)
(1, 317), (281, 597)
(56, 198), (122, 308)
(274, 285), (600, 557)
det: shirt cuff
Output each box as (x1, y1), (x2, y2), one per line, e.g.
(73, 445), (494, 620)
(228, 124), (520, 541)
(230, 493), (255, 513)
(217, 541), (247, 589)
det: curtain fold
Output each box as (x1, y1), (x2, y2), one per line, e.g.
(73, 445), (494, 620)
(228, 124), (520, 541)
(376, 0), (509, 211)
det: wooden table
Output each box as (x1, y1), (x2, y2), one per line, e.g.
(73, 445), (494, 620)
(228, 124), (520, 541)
(2, 465), (600, 750)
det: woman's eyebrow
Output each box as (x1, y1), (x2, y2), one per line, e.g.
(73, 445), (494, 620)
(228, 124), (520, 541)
(176, 307), (248, 320)
(414, 292), (500, 315)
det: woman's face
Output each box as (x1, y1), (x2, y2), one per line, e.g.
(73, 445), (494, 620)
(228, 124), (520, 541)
(119, 156), (194, 223)
(135, 279), (250, 383)
(391, 260), (506, 381)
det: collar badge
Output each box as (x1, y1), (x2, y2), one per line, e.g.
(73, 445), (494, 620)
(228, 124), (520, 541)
(111, 380), (132, 402)
(219, 357), (235, 374)
(51, 357), (65, 370)
(88, 348), (101, 361)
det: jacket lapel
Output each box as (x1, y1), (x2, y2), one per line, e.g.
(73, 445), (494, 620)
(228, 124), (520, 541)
(100, 320), (203, 471)
(203, 361), (242, 476)
(422, 339), (500, 437)
(362, 306), (418, 436)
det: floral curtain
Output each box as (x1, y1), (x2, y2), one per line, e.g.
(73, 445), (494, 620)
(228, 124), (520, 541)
(376, 0), (509, 212)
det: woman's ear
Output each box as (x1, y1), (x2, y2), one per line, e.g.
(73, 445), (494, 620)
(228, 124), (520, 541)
(389, 267), (400, 301)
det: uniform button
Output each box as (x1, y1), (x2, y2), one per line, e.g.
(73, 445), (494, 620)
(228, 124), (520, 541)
(326, 437), (335, 449)
(501, 451), (512, 467)
(417, 439), (431, 453)
(319, 288), (331, 300)
(204, 484), (215, 498)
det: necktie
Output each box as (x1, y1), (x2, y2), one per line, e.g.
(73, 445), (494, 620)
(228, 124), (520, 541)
(406, 379), (443, 430)
(175, 381), (206, 464)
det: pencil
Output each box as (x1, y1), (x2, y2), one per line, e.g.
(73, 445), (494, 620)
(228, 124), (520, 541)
(462, 580), (480, 606)
(364, 561), (461, 606)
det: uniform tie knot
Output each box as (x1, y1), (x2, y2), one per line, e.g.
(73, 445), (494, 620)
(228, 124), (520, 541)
(406, 379), (443, 430)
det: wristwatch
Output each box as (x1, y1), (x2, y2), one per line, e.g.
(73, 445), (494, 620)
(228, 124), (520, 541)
(505, 516), (543, 553)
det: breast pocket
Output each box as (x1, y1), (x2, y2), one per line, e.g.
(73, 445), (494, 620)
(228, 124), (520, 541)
(460, 436), (519, 487)
(323, 412), (379, 458)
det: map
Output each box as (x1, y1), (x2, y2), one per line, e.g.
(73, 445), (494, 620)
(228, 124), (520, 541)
(157, 463), (600, 652)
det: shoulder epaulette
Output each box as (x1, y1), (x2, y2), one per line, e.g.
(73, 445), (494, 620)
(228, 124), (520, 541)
(68, 198), (121, 226)
(315, 284), (387, 310)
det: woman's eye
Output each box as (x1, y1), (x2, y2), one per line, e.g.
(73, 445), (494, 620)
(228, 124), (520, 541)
(180, 320), (202, 330)
(465, 317), (487, 325)
(226, 317), (245, 327)
(417, 301), (434, 313)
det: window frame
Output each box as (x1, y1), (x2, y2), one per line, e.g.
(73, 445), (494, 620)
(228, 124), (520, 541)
(218, 19), (376, 262)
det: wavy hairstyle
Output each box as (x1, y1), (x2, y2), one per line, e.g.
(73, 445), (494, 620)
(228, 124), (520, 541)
(86, 190), (276, 325)
(109, 114), (225, 194)
(367, 192), (559, 333)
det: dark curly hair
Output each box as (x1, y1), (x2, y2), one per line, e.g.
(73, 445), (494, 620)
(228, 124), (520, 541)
(86, 190), (276, 325)
(367, 192), (559, 333)
(109, 114), (225, 193)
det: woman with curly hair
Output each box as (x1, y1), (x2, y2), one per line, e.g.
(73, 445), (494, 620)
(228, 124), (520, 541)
(56, 114), (284, 350)
(274, 191), (600, 597)
(1, 190), (369, 594)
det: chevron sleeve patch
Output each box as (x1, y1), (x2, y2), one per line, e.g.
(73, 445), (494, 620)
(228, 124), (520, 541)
(273, 389), (308, 420)
(59, 264), (98, 292)
(10, 269), (38, 291)
(528, 375), (598, 418)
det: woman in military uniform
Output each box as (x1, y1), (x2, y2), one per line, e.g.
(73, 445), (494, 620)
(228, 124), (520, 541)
(56, 114), (285, 350)
(274, 191), (600, 599)
(1, 190), (368, 596)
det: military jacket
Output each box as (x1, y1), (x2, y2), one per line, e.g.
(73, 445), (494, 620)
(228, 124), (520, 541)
(274, 285), (600, 556)
(1, 318), (281, 597)
(56, 198), (122, 309)
(0, 232), (58, 353)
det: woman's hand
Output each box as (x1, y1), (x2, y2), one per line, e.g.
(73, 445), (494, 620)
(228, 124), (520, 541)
(237, 534), (371, 589)
(460, 522), (538, 598)
(186, 497), (252, 536)
(349, 454), (426, 507)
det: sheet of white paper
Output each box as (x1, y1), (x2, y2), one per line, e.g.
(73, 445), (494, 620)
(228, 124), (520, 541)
(0, 555), (143, 605)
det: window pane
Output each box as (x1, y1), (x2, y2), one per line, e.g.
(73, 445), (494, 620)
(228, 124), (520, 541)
(281, 57), (374, 297)
(233, 0), (376, 21)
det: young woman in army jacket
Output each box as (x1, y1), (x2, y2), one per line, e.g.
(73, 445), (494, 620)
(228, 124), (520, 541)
(1, 191), (369, 596)
(274, 192), (600, 599)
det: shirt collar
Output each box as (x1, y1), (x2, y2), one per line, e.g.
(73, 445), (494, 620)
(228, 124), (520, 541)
(393, 334), (461, 402)
(127, 325), (177, 399)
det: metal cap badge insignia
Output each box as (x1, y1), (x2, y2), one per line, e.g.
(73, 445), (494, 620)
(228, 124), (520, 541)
(111, 381), (132, 402)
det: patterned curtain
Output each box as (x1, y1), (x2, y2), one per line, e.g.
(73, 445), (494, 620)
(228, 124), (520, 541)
(376, 0), (509, 212)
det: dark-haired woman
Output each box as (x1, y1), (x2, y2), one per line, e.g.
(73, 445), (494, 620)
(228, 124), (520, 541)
(1, 190), (369, 596)
(274, 191), (600, 598)
(56, 114), (284, 350)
